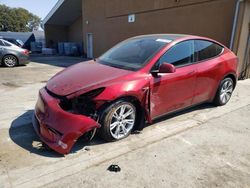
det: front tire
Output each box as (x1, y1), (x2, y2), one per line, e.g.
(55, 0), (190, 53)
(3, 55), (18, 67)
(99, 100), (136, 142)
(213, 77), (234, 106)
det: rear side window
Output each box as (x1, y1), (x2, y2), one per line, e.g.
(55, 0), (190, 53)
(158, 40), (194, 67)
(195, 40), (224, 61)
(0, 40), (11, 47)
(0, 40), (4, 46)
(3, 41), (11, 47)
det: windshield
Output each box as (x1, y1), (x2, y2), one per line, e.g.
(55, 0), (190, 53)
(99, 37), (168, 71)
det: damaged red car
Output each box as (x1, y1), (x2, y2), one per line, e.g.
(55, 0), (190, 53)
(33, 34), (238, 154)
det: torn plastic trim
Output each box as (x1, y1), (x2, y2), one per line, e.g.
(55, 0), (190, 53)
(46, 87), (105, 119)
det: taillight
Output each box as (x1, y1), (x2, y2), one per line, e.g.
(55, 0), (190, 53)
(22, 50), (30, 55)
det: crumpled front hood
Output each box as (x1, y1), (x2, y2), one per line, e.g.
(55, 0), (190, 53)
(46, 60), (133, 96)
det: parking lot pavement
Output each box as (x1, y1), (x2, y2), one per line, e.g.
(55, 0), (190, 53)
(0, 56), (250, 188)
(0, 55), (86, 130)
(0, 55), (86, 90)
(45, 104), (250, 188)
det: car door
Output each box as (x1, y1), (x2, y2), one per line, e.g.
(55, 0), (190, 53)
(150, 40), (197, 119)
(192, 40), (225, 104)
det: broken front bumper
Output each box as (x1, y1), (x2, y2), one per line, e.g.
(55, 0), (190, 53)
(32, 88), (100, 154)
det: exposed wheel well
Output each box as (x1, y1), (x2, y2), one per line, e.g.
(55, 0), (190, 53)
(117, 96), (141, 107)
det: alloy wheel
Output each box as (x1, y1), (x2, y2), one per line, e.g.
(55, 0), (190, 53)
(4, 55), (17, 67)
(220, 80), (233, 104)
(109, 104), (136, 139)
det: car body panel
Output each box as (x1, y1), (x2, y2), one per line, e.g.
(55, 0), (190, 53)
(93, 72), (151, 120)
(150, 65), (196, 119)
(33, 34), (238, 154)
(47, 60), (133, 96)
(193, 48), (238, 104)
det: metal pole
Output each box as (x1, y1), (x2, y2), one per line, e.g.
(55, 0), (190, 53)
(230, 0), (245, 50)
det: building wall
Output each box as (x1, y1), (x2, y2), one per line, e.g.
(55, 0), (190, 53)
(44, 24), (68, 48)
(235, 1), (250, 79)
(82, 0), (236, 57)
(45, 16), (83, 49)
(68, 16), (83, 43)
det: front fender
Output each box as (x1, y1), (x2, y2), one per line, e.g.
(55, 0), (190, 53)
(94, 77), (152, 122)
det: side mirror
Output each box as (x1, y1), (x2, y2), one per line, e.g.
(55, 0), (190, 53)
(159, 63), (176, 74)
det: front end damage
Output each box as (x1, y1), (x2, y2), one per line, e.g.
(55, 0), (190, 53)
(33, 74), (151, 155)
(33, 87), (101, 154)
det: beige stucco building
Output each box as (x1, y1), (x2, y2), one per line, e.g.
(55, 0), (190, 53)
(43, 0), (250, 79)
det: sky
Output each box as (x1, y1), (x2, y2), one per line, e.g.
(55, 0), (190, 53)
(0, 0), (58, 19)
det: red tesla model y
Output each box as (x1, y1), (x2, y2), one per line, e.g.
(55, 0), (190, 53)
(33, 34), (238, 154)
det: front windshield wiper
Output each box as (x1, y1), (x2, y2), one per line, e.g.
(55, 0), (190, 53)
(99, 59), (138, 71)
(109, 64), (127, 69)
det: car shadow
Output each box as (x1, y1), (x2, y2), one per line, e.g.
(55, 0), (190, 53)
(152, 103), (215, 124)
(9, 103), (215, 158)
(30, 54), (89, 68)
(9, 110), (105, 158)
(0, 64), (27, 68)
(132, 103), (216, 132)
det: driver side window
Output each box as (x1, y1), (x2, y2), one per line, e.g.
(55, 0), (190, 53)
(154, 40), (195, 70)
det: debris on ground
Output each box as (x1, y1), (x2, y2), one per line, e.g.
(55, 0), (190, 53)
(107, 164), (121, 172)
(132, 130), (142, 135)
(42, 143), (52, 151)
(84, 147), (91, 151)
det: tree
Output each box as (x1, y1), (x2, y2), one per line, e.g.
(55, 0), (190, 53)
(0, 4), (41, 32)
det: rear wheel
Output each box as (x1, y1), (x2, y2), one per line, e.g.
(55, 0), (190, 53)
(3, 55), (18, 67)
(99, 100), (136, 141)
(214, 77), (234, 106)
